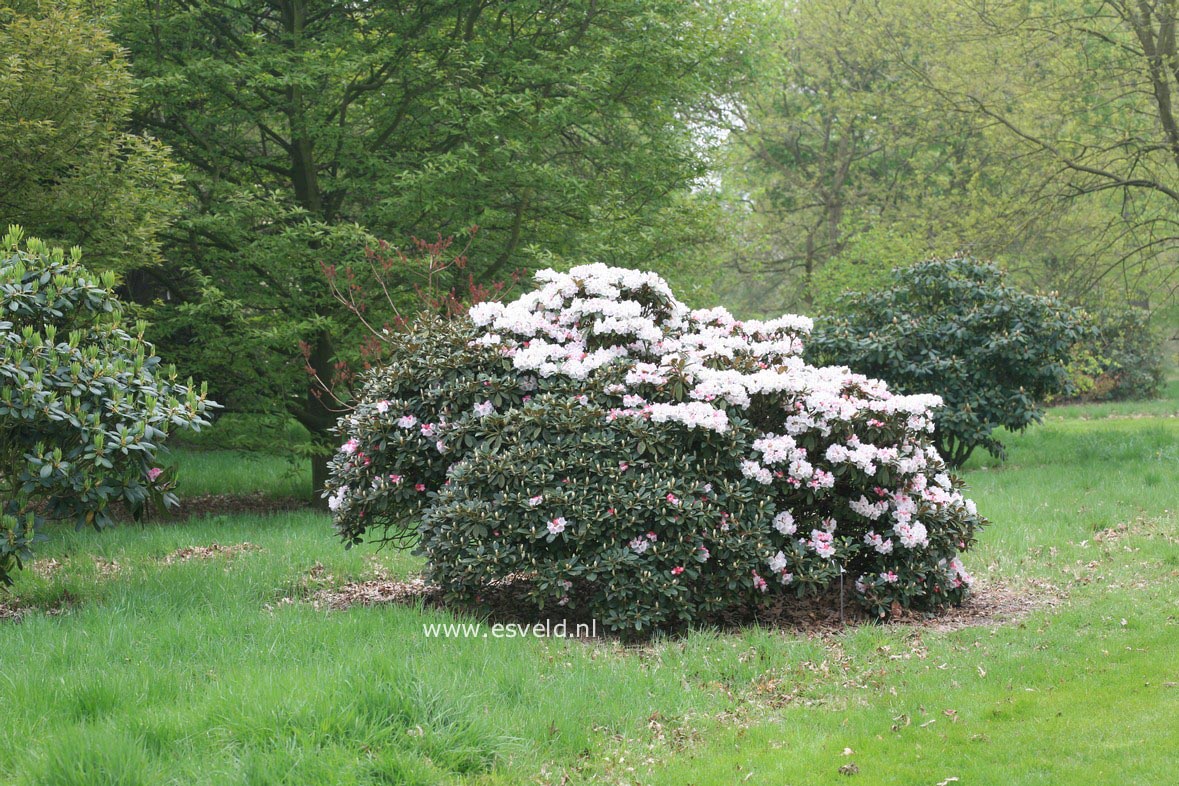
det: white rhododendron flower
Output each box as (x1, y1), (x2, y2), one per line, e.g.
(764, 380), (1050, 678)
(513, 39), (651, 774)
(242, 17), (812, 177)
(327, 486), (348, 512)
(773, 510), (797, 535)
(740, 460), (773, 485)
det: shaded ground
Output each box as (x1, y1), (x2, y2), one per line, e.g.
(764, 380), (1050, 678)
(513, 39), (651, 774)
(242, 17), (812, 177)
(130, 493), (310, 522)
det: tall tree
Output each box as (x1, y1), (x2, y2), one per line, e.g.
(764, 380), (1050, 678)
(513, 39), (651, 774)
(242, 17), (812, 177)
(114, 0), (743, 493)
(706, 0), (1158, 317)
(707, 0), (1015, 312)
(0, 1), (181, 275)
(890, 0), (1179, 309)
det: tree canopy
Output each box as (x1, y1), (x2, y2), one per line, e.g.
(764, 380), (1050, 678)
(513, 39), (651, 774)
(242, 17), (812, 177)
(0, 1), (181, 275)
(705, 0), (1179, 318)
(113, 0), (746, 487)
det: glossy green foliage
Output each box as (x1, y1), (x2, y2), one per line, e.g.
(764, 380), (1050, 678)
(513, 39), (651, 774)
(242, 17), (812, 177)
(0, 228), (216, 584)
(809, 258), (1090, 466)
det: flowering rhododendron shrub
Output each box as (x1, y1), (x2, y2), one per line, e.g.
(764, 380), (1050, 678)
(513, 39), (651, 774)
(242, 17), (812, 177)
(325, 265), (985, 631)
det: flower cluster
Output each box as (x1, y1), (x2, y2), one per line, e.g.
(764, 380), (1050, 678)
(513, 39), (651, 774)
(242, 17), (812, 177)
(325, 265), (986, 630)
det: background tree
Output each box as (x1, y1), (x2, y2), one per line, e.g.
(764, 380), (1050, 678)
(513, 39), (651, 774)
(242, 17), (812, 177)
(113, 0), (745, 493)
(0, 1), (181, 276)
(703, 0), (1179, 326)
(883, 0), (1179, 312)
(703, 0), (1041, 313)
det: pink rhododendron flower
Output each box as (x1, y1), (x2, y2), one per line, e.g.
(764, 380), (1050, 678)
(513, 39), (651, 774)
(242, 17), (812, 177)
(808, 529), (836, 559)
(751, 570), (768, 592)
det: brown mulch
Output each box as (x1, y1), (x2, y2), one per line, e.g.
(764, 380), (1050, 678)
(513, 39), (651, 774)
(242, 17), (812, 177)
(312, 575), (440, 611)
(93, 557), (122, 577)
(162, 541), (263, 565)
(32, 558), (63, 580)
(887, 577), (1064, 633)
(1, 594), (71, 623)
(302, 573), (1062, 639)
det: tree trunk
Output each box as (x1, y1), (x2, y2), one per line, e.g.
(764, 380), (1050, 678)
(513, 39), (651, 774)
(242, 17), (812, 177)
(300, 329), (338, 508)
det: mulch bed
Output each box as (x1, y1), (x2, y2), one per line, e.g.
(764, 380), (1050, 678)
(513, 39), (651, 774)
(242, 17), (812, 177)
(0, 594), (70, 624)
(162, 541), (263, 565)
(305, 573), (1063, 639)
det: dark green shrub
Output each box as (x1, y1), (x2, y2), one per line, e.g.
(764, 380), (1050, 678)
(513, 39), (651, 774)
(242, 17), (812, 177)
(327, 265), (985, 631)
(808, 257), (1089, 467)
(0, 228), (215, 585)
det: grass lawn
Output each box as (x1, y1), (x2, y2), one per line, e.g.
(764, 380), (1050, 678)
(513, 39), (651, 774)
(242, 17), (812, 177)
(165, 413), (312, 499)
(1, 391), (1177, 784)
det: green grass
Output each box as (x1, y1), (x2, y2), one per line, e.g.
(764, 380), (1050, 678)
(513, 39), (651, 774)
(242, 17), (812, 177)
(169, 449), (310, 499)
(3, 393), (1178, 784)
(1044, 375), (1179, 421)
(167, 413), (312, 499)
